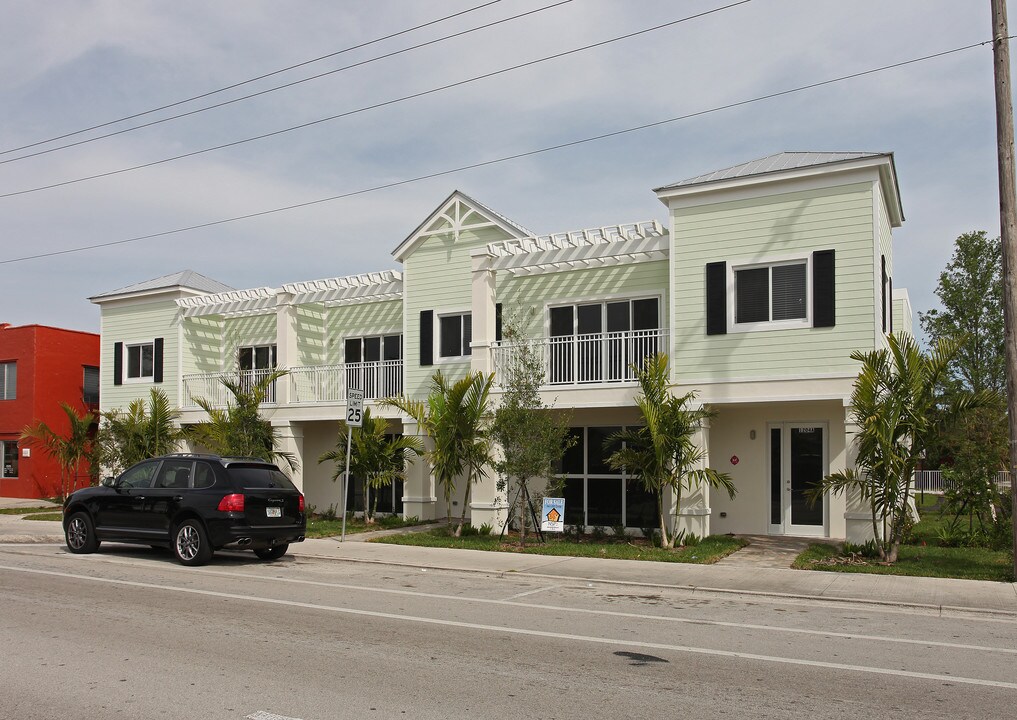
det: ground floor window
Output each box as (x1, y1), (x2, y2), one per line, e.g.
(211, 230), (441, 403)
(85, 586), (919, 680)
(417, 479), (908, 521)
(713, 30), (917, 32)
(2, 440), (19, 478)
(556, 426), (654, 529)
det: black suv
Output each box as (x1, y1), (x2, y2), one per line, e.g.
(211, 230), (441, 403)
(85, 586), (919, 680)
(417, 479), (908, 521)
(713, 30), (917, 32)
(62, 454), (305, 566)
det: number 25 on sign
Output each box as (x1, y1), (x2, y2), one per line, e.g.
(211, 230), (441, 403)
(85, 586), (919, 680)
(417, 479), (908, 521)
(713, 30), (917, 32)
(347, 389), (364, 427)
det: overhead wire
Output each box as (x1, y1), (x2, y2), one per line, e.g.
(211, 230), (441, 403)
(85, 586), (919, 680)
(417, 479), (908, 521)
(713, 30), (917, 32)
(0, 38), (995, 266)
(0, 0), (752, 198)
(0, 0), (504, 157)
(0, 0), (574, 165)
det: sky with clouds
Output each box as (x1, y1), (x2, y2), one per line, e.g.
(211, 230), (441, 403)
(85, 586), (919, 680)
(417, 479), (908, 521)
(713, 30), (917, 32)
(0, 0), (1011, 337)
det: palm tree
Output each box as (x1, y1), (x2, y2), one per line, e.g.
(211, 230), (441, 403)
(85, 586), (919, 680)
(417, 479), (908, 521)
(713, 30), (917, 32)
(92, 388), (183, 477)
(21, 403), (96, 500)
(809, 334), (995, 562)
(188, 369), (297, 471)
(317, 407), (423, 523)
(606, 353), (735, 548)
(383, 370), (494, 536)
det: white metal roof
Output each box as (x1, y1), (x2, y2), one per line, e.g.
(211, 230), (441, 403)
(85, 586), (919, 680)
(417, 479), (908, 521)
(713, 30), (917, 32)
(654, 151), (888, 191)
(90, 270), (234, 301)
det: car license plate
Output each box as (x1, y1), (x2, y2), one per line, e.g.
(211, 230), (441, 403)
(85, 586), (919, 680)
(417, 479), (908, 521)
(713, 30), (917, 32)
(266, 507), (282, 518)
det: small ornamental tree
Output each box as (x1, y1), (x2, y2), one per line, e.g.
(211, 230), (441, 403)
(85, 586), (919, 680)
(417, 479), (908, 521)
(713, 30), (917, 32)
(188, 370), (297, 472)
(91, 388), (183, 478)
(490, 316), (574, 545)
(318, 407), (423, 523)
(21, 403), (95, 500)
(606, 353), (734, 548)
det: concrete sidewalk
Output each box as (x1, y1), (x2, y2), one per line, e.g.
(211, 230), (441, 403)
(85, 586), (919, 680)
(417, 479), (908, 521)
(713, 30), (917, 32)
(3, 497), (1015, 616)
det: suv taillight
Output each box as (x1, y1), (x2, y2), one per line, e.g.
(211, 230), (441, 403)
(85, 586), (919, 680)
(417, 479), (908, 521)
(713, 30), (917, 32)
(217, 494), (245, 512)
(298, 494), (305, 513)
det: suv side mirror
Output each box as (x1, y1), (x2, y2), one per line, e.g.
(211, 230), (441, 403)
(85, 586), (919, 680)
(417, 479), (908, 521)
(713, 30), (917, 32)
(100, 476), (115, 487)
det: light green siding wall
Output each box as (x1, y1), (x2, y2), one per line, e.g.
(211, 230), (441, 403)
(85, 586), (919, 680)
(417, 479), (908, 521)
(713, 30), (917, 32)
(498, 261), (669, 336)
(892, 296), (913, 339)
(325, 299), (403, 365)
(403, 225), (515, 398)
(877, 184), (893, 344)
(295, 305), (325, 367)
(672, 182), (876, 382)
(100, 299), (181, 412)
(223, 313), (277, 367)
(181, 315), (222, 375)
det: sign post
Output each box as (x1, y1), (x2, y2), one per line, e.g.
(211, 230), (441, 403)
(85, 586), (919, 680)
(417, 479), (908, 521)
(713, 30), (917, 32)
(340, 388), (364, 542)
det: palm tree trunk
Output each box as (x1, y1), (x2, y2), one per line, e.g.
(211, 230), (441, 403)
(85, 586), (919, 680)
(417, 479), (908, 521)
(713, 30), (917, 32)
(656, 491), (669, 548)
(455, 471), (472, 537)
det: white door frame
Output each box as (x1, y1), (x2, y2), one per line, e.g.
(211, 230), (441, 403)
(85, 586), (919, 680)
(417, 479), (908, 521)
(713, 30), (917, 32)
(767, 421), (828, 537)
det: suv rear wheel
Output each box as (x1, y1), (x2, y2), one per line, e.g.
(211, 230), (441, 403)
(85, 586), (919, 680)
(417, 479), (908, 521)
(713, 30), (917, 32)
(254, 544), (289, 561)
(65, 512), (99, 554)
(173, 519), (213, 566)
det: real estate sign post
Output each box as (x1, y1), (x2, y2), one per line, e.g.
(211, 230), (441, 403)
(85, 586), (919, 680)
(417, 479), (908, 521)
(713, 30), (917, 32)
(541, 497), (565, 532)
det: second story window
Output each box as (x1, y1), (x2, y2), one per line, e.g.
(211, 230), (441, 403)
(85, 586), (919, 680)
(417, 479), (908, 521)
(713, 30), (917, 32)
(734, 261), (807, 326)
(0, 362), (15, 400)
(82, 366), (99, 406)
(238, 345), (277, 373)
(126, 342), (155, 380)
(439, 313), (472, 359)
(344, 334), (403, 398)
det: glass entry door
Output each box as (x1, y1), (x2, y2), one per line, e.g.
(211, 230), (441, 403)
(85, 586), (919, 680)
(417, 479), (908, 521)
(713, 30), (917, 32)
(768, 423), (827, 536)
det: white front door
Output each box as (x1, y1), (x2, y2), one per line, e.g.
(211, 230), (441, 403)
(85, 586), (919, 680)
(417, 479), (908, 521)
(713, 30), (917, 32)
(768, 422), (827, 537)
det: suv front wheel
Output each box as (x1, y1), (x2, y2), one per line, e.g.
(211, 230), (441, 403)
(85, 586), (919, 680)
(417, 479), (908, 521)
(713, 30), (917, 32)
(65, 512), (100, 554)
(173, 519), (213, 566)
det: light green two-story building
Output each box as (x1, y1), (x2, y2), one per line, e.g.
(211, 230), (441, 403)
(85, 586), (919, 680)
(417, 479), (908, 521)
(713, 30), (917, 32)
(90, 151), (911, 543)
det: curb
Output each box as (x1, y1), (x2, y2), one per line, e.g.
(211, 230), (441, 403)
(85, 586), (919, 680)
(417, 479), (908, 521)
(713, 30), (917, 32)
(291, 550), (1017, 620)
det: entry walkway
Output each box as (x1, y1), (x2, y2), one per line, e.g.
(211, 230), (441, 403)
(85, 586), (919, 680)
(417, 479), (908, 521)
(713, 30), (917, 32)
(715, 534), (823, 569)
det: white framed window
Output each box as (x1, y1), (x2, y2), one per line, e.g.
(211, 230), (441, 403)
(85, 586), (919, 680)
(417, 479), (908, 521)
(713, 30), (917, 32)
(83, 365), (99, 406)
(0, 362), (15, 400)
(731, 258), (809, 331)
(238, 344), (277, 372)
(1, 440), (18, 478)
(125, 342), (155, 381)
(438, 313), (472, 359)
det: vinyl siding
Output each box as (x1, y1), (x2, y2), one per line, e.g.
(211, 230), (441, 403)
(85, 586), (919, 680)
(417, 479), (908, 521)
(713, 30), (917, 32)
(223, 313), (277, 367)
(403, 225), (515, 398)
(672, 182), (876, 382)
(181, 315), (222, 375)
(295, 305), (325, 367)
(99, 299), (180, 411)
(876, 182), (894, 346)
(498, 261), (669, 337)
(325, 299), (403, 365)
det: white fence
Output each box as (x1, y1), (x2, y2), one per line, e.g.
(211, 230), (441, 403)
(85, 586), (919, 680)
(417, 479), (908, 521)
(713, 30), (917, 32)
(913, 470), (1012, 494)
(183, 369), (277, 408)
(289, 361), (402, 404)
(493, 329), (668, 386)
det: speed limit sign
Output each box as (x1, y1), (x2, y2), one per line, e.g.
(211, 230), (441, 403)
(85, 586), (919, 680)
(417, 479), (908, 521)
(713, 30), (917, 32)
(347, 388), (364, 427)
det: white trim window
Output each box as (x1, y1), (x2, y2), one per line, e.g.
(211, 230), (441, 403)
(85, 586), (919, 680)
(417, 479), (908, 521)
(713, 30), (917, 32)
(238, 344), (277, 372)
(732, 259), (809, 330)
(125, 342), (155, 381)
(0, 362), (15, 400)
(438, 312), (472, 359)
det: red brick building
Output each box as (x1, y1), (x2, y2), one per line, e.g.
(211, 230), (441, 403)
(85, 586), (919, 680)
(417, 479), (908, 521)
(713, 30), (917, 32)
(0, 324), (100, 498)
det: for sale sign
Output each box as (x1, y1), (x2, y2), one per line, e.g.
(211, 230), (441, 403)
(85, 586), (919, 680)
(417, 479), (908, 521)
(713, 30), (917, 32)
(541, 497), (565, 532)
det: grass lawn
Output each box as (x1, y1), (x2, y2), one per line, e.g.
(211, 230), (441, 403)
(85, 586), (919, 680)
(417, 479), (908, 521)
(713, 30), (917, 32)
(374, 527), (747, 564)
(793, 495), (1014, 582)
(0, 507), (58, 515)
(22, 512), (64, 522)
(304, 514), (429, 539)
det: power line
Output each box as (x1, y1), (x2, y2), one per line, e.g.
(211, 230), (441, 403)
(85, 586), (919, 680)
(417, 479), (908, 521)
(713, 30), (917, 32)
(0, 0), (752, 198)
(0, 0), (504, 157)
(0, 0), (573, 165)
(0, 39), (991, 266)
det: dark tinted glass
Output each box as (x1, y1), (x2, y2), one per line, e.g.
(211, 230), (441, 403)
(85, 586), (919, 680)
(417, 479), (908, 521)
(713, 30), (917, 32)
(194, 462), (217, 489)
(772, 263), (807, 320)
(383, 335), (402, 361)
(736, 267), (769, 323)
(632, 298), (659, 330)
(563, 478), (584, 525)
(549, 306), (574, 337)
(606, 301), (630, 332)
(462, 314), (472, 356)
(558, 428), (585, 475)
(770, 428), (782, 525)
(439, 315), (462, 357)
(364, 337), (381, 362)
(345, 339), (362, 363)
(587, 426), (621, 475)
(577, 304), (602, 335)
(155, 460), (193, 489)
(238, 346), (253, 371)
(228, 465), (297, 490)
(625, 479), (657, 528)
(119, 460), (159, 489)
(587, 478), (622, 526)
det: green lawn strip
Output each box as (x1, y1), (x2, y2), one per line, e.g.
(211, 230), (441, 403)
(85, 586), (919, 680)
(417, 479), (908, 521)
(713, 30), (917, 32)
(22, 512), (63, 522)
(793, 542), (1013, 582)
(372, 528), (746, 564)
(304, 515), (429, 539)
(0, 507), (58, 515)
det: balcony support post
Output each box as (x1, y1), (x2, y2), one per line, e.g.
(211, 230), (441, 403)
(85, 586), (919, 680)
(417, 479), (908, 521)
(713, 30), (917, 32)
(470, 248), (497, 376)
(275, 291), (299, 405)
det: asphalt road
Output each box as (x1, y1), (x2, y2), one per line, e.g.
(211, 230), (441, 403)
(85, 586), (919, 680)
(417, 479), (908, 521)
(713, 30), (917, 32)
(0, 543), (1014, 720)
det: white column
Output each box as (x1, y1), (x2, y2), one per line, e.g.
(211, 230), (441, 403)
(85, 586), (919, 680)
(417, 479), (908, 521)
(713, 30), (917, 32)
(275, 291), (299, 405)
(674, 414), (712, 539)
(272, 421), (304, 492)
(470, 248), (497, 375)
(400, 419), (438, 520)
(842, 402), (872, 543)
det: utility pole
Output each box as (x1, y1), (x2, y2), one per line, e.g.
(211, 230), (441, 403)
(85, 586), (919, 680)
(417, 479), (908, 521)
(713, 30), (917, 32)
(990, 0), (1017, 580)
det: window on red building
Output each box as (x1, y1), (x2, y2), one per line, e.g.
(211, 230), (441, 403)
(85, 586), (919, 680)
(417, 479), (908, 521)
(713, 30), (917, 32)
(0, 362), (15, 400)
(1, 441), (18, 478)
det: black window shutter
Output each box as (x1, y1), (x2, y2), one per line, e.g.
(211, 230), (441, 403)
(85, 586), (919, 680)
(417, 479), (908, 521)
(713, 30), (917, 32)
(813, 250), (836, 328)
(705, 262), (727, 335)
(495, 303), (503, 342)
(419, 311), (433, 366)
(889, 276), (893, 334)
(153, 337), (164, 383)
(113, 342), (123, 386)
(880, 255), (887, 332)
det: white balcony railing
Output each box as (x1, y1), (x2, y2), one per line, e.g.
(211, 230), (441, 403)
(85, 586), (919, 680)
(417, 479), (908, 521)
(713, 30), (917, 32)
(492, 329), (668, 386)
(289, 360), (403, 404)
(183, 369), (277, 409)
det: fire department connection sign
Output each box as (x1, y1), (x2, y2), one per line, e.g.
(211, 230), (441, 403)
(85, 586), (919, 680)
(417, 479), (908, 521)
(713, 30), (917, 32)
(541, 497), (565, 532)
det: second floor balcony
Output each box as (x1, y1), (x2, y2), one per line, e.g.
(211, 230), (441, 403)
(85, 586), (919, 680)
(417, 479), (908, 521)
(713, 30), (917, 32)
(492, 329), (667, 387)
(182, 361), (404, 409)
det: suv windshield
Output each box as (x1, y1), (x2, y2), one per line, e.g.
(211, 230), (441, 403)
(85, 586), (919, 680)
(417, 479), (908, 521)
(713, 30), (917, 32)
(227, 465), (297, 490)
